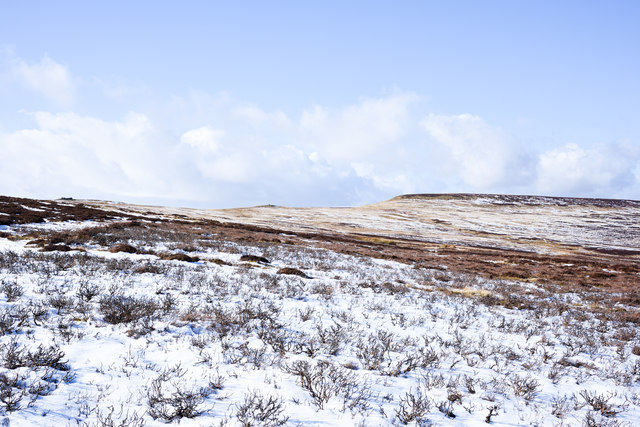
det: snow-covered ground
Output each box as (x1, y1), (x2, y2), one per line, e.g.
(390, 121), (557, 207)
(0, 219), (639, 426)
(81, 194), (640, 257)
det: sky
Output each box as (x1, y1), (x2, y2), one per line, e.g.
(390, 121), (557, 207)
(1, 1), (639, 207)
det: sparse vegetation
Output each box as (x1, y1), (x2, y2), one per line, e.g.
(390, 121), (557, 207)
(235, 390), (288, 427)
(0, 195), (638, 425)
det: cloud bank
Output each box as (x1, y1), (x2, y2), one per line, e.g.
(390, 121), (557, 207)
(0, 54), (638, 207)
(1, 52), (75, 107)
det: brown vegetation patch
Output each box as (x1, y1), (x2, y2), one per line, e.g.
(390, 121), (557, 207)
(159, 253), (200, 263)
(109, 243), (138, 254)
(395, 193), (640, 208)
(41, 244), (73, 252)
(0, 195), (141, 226)
(133, 262), (167, 275)
(277, 267), (311, 279)
(21, 221), (147, 252)
(557, 357), (594, 370)
(137, 218), (639, 325)
(177, 219), (640, 323)
(239, 255), (270, 264)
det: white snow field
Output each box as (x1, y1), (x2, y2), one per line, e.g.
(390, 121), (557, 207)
(0, 196), (638, 426)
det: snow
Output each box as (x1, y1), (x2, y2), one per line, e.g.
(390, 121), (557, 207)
(80, 195), (640, 256)
(19, 205), (47, 212)
(0, 220), (638, 426)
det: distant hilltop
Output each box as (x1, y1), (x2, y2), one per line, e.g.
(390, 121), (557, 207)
(392, 193), (640, 208)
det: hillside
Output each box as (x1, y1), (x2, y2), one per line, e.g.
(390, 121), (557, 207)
(0, 194), (638, 426)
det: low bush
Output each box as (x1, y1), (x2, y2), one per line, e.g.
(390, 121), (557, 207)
(235, 390), (289, 427)
(240, 255), (270, 264)
(0, 372), (24, 412)
(579, 390), (625, 418)
(284, 359), (356, 409)
(509, 374), (539, 401)
(99, 295), (158, 324)
(277, 267), (311, 279)
(1, 279), (23, 302)
(159, 253), (199, 262)
(108, 243), (138, 254)
(146, 365), (214, 421)
(396, 389), (431, 424)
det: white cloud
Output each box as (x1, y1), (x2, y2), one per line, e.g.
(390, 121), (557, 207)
(1, 80), (638, 207)
(419, 113), (640, 198)
(0, 108), (378, 207)
(232, 106), (292, 129)
(6, 55), (75, 106)
(180, 126), (223, 151)
(301, 92), (418, 164)
(421, 113), (534, 190)
(172, 92), (423, 203)
(536, 141), (640, 197)
(0, 112), (197, 202)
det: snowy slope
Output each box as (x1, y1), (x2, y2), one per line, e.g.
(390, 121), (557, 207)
(0, 196), (638, 426)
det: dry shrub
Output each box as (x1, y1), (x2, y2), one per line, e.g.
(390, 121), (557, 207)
(283, 360), (354, 409)
(579, 390), (625, 418)
(240, 255), (270, 264)
(41, 244), (73, 252)
(133, 261), (167, 274)
(159, 253), (199, 263)
(99, 295), (158, 324)
(147, 365), (214, 421)
(235, 390), (288, 427)
(509, 374), (539, 401)
(109, 243), (138, 254)
(1, 280), (23, 302)
(396, 389), (431, 424)
(277, 267), (310, 279)
(381, 281), (409, 294)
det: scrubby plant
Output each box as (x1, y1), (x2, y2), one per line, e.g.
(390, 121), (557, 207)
(0, 339), (69, 371)
(354, 334), (388, 371)
(81, 406), (146, 427)
(99, 294), (158, 324)
(485, 405), (499, 423)
(509, 374), (540, 401)
(0, 307), (19, 335)
(146, 365), (214, 421)
(284, 359), (354, 409)
(27, 344), (69, 370)
(76, 281), (101, 302)
(1, 279), (23, 302)
(235, 390), (288, 427)
(0, 372), (25, 412)
(49, 294), (73, 315)
(1, 337), (26, 369)
(551, 394), (573, 419)
(396, 388), (431, 424)
(437, 400), (456, 418)
(579, 390), (625, 418)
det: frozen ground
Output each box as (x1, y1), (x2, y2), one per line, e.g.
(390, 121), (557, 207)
(0, 195), (638, 426)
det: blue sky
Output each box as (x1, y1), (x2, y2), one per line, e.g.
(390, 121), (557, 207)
(1, 1), (639, 207)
